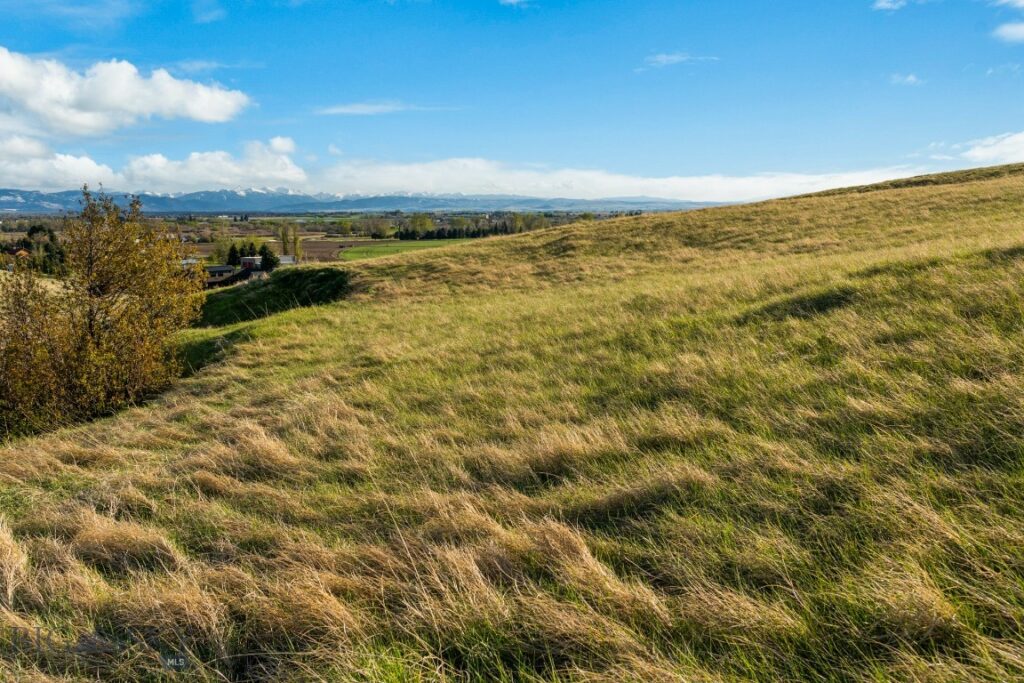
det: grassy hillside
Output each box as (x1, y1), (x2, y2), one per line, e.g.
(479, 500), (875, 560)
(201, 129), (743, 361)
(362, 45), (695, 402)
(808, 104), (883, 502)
(3, 166), (1024, 681)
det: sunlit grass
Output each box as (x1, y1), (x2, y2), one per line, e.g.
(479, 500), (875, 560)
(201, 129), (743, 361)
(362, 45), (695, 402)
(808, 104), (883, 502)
(340, 238), (473, 261)
(2, 166), (1024, 680)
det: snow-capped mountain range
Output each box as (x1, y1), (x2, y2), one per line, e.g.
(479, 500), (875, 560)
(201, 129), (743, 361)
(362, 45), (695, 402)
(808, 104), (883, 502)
(0, 188), (716, 215)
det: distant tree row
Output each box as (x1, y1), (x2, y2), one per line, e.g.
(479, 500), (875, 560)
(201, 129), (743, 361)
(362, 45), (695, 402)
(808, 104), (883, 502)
(395, 213), (551, 240)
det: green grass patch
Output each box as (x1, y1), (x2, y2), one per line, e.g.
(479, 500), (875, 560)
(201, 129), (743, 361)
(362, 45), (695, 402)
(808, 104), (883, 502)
(340, 238), (471, 261)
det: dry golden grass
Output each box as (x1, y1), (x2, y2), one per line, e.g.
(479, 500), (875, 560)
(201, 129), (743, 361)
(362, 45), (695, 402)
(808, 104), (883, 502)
(2, 165), (1024, 680)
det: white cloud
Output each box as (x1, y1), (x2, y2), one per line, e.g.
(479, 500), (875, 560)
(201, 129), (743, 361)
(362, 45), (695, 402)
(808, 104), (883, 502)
(192, 0), (226, 23)
(962, 131), (1024, 164)
(172, 59), (263, 75)
(994, 0), (1024, 8)
(0, 136), (118, 190)
(0, 138), (924, 202)
(986, 62), (1022, 76)
(0, 135), (51, 160)
(316, 158), (919, 202)
(890, 73), (924, 85)
(0, 45), (250, 136)
(0, 137), (304, 193)
(173, 59), (225, 74)
(0, 0), (140, 27)
(647, 53), (706, 67)
(872, 0), (908, 9)
(122, 139), (307, 193)
(268, 136), (297, 154)
(637, 52), (717, 72)
(995, 22), (1024, 42)
(327, 144), (343, 156)
(314, 101), (441, 116)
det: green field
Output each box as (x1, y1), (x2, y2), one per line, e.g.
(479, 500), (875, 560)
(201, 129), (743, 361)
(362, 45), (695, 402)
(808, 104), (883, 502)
(340, 238), (471, 261)
(3, 166), (1024, 680)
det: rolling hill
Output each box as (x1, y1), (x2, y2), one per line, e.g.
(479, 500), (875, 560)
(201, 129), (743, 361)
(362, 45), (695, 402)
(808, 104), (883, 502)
(2, 165), (1024, 681)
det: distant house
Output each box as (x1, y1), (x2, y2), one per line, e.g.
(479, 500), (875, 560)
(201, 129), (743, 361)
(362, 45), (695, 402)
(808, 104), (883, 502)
(278, 255), (297, 266)
(204, 265), (235, 287)
(240, 256), (262, 270)
(181, 258), (201, 268)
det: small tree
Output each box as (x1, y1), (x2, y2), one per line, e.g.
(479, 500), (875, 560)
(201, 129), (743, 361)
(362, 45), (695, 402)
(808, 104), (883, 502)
(409, 213), (433, 239)
(258, 243), (280, 271)
(290, 226), (302, 261)
(226, 243), (241, 266)
(0, 189), (204, 435)
(274, 224), (290, 256)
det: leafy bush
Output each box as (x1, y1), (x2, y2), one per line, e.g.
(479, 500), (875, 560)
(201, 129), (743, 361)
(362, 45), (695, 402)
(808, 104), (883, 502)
(0, 190), (203, 436)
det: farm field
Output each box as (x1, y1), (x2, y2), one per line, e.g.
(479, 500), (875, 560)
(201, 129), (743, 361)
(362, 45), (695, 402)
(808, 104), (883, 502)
(190, 239), (454, 263)
(340, 238), (472, 261)
(2, 166), (1024, 680)
(191, 239), (347, 263)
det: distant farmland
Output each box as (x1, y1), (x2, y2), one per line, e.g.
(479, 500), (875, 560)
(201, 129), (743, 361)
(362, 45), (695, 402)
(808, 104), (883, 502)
(189, 238), (469, 263)
(193, 239), (393, 262)
(340, 238), (471, 261)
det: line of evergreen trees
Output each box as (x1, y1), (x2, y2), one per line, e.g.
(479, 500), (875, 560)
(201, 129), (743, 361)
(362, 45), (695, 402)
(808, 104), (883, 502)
(225, 241), (280, 271)
(226, 241), (259, 266)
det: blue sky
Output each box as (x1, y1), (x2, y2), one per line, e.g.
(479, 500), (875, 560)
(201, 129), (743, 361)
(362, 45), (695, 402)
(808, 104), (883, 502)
(2, 0), (1024, 200)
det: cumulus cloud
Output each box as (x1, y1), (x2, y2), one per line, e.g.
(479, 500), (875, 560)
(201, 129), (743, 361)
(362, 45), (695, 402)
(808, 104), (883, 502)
(0, 135), (51, 160)
(268, 136), (297, 154)
(0, 136), (119, 190)
(0, 45), (250, 136)
(122, 139), (307, 193)
(0, 137), (304, 193)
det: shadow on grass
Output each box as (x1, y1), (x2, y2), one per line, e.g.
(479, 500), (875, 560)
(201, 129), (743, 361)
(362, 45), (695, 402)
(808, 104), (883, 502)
(739, 285), (857, 323)
(200, 267), (353, 327)
(179, 327), (254, 377)
(982, 243), (1024, 263)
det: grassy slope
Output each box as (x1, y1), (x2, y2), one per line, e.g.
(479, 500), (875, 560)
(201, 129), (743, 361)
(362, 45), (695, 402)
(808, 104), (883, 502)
(3, 166), (1024, 680)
